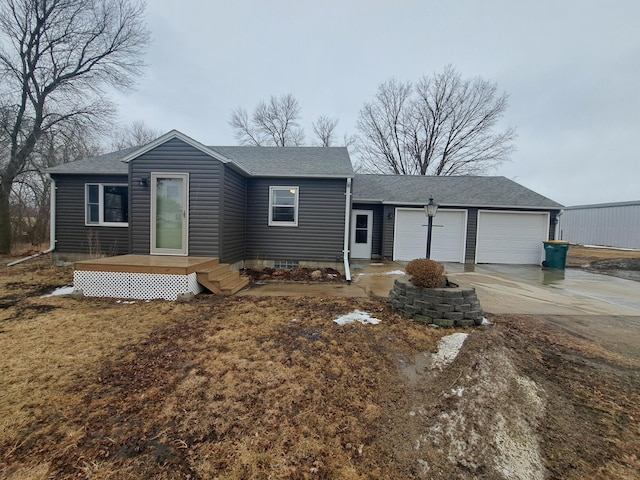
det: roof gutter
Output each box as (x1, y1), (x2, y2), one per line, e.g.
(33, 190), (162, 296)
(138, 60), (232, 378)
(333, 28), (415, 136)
(7, 175), (56, 266)
(342, 177), (352, 282)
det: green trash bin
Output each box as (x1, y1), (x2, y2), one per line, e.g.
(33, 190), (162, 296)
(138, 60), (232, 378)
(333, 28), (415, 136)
(542, 241), (570, 269)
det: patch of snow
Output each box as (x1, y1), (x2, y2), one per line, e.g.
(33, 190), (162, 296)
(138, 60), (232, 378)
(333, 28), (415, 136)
(431, 333), (469, 370)
(481, 317), (493, 326)
(358, 270), (405, 276)
(452, 387), (464, 397)
(116, 300), (136, 304)
(417, 458), (430, 474)
(334, 309), (381, 326)
(443, 387), (465, 399)
(493, 412), (545, 480)
(40, 285), (74, 297)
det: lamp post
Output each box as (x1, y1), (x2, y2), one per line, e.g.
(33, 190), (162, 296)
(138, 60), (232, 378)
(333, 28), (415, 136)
(424, 197), (439, 259)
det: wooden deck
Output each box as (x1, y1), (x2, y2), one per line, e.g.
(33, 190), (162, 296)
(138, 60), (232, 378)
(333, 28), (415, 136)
(73, 255), (249, 298)
(74, 255), (220, 275)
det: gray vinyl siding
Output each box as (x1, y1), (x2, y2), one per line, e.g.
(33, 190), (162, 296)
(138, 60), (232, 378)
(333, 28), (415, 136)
(382, 205), (395, 259)
(246, 178), (347, 262)
(52, 174), (130, 255)
(221, 165), (247, 263)
(129, 138), (223, 256)
(465, 208), (478, 263)
(352, 203), (384, 258)
(548, 214), (556, 241)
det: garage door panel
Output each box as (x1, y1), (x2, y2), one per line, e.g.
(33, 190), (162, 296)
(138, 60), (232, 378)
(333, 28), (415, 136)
(476, 211), (548, 264)
(394, 209), (466, 262)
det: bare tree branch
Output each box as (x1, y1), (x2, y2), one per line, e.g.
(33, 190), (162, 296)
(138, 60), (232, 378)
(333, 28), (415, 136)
(0, 0), (150, 253)
(312, 115), (338, 147)
(355, 66), (516, 177)
(229, 106), (264, 146)
(111, 119), (160, 150)
(230, 93), (305, 147)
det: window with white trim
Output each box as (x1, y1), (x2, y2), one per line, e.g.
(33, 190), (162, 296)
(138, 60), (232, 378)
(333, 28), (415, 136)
(269, 186), (299, 226)
(85, 184), (128, 226)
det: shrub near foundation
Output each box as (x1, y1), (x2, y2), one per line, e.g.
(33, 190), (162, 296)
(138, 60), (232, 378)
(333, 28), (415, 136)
(405, 258), (446, 288)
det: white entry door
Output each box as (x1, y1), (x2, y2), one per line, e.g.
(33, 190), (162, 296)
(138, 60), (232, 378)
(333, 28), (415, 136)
(351, 210), (373, 259)
(151, 173), (189, 255)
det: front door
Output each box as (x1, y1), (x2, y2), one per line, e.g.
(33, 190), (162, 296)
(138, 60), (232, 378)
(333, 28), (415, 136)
(151, 173), (188, 255)
(351, 210), (373, 259)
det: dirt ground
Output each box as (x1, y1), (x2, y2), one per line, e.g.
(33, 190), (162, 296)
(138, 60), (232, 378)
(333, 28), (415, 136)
(1, 248), (639, 479)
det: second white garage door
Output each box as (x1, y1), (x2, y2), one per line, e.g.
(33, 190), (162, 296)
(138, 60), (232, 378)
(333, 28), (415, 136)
(394, 209), (467, 262)
(476, 211), (549, 264)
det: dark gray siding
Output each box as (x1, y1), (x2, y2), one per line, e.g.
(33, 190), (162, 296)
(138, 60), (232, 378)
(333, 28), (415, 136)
(382, 205), (396, 259)
(129, 138), (223, 256)
(465, 208), (478, 263)
(352, 203), (384, 258)
(221, 165), (247, 264)
(52, 174), (130, 255)
(246, 178), (347, 262)
(549, 211), (560, 240)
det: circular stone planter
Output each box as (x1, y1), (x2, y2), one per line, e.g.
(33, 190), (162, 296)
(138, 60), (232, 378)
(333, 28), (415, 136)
(388, 276), (483, 327)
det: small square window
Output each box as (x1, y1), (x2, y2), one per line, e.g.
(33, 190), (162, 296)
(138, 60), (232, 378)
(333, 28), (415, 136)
(85, 183), (128, 227)
(269, 186), (298, 226)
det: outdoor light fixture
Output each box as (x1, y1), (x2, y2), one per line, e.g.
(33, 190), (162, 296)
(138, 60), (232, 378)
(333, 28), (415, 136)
(424, 197), (439, 259)
(138, 176), (149, 187)
(424, 197), (438, 218)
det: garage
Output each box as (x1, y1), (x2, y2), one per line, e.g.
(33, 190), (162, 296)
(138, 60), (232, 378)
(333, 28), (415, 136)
(475, 211), (549, 264)
(393, 208), (467, 262)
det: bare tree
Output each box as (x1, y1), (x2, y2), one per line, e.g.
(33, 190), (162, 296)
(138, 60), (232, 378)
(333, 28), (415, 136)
(8, 124), (103, 246)
(0, 0), (150, 254)
(230, 94), (305, 146)
(312, 115), (338, 147)
(356, 66), (516, 176)
(111, 120), (161, 150)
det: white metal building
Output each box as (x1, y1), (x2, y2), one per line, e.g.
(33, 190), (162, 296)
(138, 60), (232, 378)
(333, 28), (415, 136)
(558, 201), (640, 249)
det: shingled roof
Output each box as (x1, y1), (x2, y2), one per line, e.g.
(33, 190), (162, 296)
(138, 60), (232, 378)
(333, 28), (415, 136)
(352, 174), (563, 209)
(46, 145), (354, 178)
(46, 132), (354, 178)
(212, 146), (353, 177)
(46, 147), (134, 175)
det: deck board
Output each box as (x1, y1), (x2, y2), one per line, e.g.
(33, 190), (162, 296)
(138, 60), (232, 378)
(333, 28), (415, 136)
(74, 255), (219, 275)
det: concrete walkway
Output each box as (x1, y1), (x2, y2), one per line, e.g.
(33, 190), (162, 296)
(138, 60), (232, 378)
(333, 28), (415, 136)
(238, 261), (640, 317)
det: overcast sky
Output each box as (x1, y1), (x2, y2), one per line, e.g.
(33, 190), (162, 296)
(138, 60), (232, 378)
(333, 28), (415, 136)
(112, 0), (640, 207)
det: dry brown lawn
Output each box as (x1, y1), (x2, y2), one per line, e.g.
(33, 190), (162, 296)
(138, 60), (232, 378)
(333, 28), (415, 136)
(1, 256), (448, 479)
(566, 244), (640, 267)
(1, 248), (639, 479)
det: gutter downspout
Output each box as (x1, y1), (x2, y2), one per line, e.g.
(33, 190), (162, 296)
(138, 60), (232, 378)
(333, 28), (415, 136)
(342, 177), (352, 282)
(7, 175), (56, 266)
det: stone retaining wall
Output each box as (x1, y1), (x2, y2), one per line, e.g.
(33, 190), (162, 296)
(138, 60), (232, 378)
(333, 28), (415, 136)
(389, 276), (483, 327)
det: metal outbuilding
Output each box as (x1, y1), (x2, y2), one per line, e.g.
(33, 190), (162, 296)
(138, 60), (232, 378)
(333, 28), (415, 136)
(558, 201), (640, 249)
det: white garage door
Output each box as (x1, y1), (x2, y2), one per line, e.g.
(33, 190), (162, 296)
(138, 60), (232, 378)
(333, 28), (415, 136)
(394, 209), (467, 262)
(476, 211), (549, 264)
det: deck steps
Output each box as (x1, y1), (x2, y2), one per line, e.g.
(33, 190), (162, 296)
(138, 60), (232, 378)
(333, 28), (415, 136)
(196, 264), (250, 295)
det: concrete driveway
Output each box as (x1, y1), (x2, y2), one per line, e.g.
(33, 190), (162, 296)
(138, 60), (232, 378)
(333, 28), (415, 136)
(446, 264), (640, 316)
(240, 261), (640, 317)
